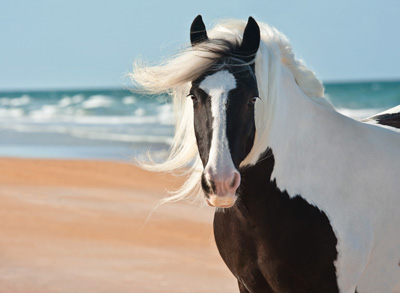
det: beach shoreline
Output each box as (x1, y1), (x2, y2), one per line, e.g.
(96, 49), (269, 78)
(0, 157), (236, 292)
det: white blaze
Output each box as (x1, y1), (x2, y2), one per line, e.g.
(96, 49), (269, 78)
(199, 70), (237, 200)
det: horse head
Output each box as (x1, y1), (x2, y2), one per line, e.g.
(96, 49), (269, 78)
(189, 15), (260, 208)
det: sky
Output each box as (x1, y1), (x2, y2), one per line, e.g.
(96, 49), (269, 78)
(1, 0), (399, 90)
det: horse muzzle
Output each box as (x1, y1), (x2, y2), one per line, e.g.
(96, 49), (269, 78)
(202, 169), (241, 208)
(206, 194), (238, 208)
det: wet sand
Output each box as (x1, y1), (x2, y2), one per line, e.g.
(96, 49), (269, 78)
(0, 158), (237, 292)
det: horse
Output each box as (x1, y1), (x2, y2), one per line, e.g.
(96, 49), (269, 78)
(131, 15), (400, 292)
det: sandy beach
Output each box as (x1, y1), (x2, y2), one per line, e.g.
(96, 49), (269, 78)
(0, 158), (237, 293)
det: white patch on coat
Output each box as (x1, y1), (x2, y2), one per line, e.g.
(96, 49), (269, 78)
(199, 70), (237, 190)
(267, 67), (400, 292)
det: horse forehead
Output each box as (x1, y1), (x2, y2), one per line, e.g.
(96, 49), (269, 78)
(199, 70), (237, 96)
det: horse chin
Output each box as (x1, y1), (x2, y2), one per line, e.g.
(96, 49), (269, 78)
(206, 194), (237, 208)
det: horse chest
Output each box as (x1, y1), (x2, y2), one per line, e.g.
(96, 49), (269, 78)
(213, 176), (340, 292)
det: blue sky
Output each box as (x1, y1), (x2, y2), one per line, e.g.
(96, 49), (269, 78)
(1, 0), (399, 90)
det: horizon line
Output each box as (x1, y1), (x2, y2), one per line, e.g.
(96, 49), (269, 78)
(1, 78), (400, 93)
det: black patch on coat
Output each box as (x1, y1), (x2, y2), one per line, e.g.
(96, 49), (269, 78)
(375, 112), (400, 129)
(225, 68), (258, 168)
(190, 85), (213, 168)
(214, 149), (339, 292)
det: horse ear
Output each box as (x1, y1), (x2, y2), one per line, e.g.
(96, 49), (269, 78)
(239, 17), (260, 62)
(190, 15), (208, 46)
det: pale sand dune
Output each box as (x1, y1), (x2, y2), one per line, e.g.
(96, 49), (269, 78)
(0, 158), (237, 292)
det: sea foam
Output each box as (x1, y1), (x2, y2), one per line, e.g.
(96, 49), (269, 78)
(0, 83), (398, 160)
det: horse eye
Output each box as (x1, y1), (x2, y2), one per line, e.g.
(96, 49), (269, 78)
(248, 97), (258, 106)
(189, 94), (198, 103)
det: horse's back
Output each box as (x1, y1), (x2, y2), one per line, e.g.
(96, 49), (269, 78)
(348, 114), (400, 292)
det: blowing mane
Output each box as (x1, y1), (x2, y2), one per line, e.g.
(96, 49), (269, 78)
(130, 19), (327, 204)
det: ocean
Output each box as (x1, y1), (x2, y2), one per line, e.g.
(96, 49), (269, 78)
(1, 81), (399, 161)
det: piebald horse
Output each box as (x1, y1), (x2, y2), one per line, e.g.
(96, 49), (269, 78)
(131, 16), (400, 292)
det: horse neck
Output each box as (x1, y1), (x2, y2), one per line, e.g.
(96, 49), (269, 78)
(235, 69), (336, 216)
(267, 68), (337, 157)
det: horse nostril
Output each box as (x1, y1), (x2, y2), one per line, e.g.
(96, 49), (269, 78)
(203, 169), (240, 195)
(201, 173), (215, 195)
(229, 172), (241, 190)
(230, 175), (236, 188)
(205, 178), (217, 194)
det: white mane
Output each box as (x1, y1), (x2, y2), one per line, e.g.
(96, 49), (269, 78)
(130, 19), (330, 204)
